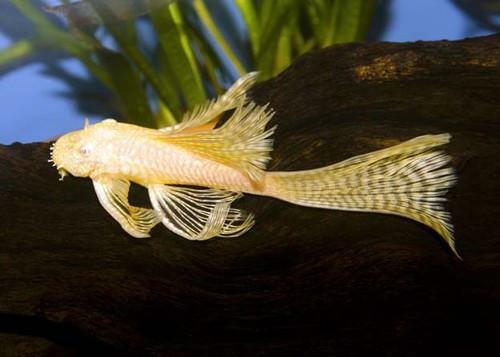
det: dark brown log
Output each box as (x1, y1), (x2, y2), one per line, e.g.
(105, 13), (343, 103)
(1, 34), (500, 356)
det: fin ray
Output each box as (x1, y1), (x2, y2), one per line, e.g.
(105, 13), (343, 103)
(160, 72), (259, 135)
(160, 102), (276, 184)
(148, 184), (254, 240)
(93, 177), (161, 238)
(268, 134), (458, 257)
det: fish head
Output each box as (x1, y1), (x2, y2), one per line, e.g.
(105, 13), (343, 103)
(50, 120), (101, 180)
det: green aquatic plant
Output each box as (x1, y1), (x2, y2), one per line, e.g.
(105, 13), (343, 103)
(1, 0), (376, 127)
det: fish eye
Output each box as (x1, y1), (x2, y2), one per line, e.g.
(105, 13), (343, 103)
(80, 145), (92, 156)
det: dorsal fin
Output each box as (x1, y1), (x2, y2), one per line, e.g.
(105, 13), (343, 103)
(160, 102), (276, 185)
(160, 72), (259, 135)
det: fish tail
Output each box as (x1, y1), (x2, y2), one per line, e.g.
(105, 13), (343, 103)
(265, 134), (458, 257)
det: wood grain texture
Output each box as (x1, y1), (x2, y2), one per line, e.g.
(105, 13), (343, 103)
(1, 34), (499, 356)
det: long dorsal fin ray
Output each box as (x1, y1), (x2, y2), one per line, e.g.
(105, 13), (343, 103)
(160, 72), (259, 135)
(93, 177), (161, 238)
(148, 184), (254, 241)
(159, 102), (276, 185)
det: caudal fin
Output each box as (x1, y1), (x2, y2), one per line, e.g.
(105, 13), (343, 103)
(266, 134), (458, 256)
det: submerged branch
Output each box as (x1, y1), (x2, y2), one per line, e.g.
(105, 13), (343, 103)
(0, 34), (500, 355)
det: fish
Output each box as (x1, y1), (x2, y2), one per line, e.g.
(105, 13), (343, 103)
(50, 72), (458, 256)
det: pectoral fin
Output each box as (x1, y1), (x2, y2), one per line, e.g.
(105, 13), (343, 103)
(148, 184), (254, 241)
(93, 177), (161, 238)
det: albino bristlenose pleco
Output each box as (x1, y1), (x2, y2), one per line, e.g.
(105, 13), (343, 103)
(50, 72), (458, 257)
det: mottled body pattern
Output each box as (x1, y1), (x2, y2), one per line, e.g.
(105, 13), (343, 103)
(50, 72), (458, 256)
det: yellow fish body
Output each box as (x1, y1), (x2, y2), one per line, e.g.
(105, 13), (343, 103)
(50, 72), (458, 256)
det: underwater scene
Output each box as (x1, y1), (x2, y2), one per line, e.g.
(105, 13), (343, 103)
(0, 0), (499, 355)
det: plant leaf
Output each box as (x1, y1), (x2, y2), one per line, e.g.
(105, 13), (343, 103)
(234, 0), (260, 59)
(0, 40), (36, 70)
(149, 1), (206, 110)
(192, 0), (246, 76)
(45, 0), (175, 27)
(95, 49), (155, 127)
(88, 0), (181, 125)
(331, 0), (376, 44)
(256, 0), (296, 79)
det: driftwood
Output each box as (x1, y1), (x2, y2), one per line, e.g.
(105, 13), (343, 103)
(1, 34), (500, 356)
